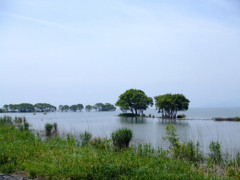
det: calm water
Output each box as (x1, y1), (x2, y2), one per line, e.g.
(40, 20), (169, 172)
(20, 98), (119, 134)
(2, 108), (240, 154)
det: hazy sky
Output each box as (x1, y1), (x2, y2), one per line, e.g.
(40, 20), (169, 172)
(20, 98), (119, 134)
(1, 0), (240, 108)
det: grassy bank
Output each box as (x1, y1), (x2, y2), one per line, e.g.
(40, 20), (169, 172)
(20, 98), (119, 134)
(0, 117), (240, 179)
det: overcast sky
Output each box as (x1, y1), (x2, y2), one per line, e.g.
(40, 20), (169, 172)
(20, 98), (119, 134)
(0, 0), (240, 108)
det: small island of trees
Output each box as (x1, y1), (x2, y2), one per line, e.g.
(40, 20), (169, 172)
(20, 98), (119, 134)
(116, 89), (190, 119)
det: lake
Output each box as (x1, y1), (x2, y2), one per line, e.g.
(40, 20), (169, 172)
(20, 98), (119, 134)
(2, 108), (240, 154)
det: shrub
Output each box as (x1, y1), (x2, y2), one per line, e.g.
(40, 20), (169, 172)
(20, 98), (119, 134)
(177, 114), (186, 119)
(235, 116), (240, 121)
(111, 128), (133, 149)
(79, 131), (92, 147)
(45, 123), (53, 136)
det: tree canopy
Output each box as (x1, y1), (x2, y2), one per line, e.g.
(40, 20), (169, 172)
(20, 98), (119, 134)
(61, 105), (70, 112)
(116, 89), (153, 115)
(94, 103), (116, 112)
(155, 94), (190, 119)
(3, 103), (56, 113)
(34, 103), (57, 112)
(85, 105), (92, 112)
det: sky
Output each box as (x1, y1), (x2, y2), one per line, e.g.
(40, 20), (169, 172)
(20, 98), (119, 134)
(0, 0), (240, 108)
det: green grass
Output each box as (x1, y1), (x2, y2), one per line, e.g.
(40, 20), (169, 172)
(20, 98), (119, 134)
(0, 125), (204, 179)
(0, 117), (240, 179)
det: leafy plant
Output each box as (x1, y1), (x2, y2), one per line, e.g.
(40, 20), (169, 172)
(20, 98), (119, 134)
(163, 124), (203, 163)
(209, 141), (222, 164)
(111, 128), (133, 149)
(163, 124), (180, 150)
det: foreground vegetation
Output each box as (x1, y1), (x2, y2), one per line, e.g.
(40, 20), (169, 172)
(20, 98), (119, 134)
(0, 116), (240, 179)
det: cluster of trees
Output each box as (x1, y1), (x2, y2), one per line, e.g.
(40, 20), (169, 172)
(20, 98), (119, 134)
(58, 104), (84, 112)
(85, 103), (116, 112)
(1, 102), (117, 113)
(115, 89), (190, 119)
(58, 103), (116, 112)
(3, 103), (57, 113)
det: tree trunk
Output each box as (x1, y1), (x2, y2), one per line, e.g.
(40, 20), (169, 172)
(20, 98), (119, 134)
(135, 109), (138, 115)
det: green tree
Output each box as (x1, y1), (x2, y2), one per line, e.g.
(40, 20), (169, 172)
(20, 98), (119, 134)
(76, 104), (84, 112)
(94, 103), (116, 111)
(155, 94), (190, 119)
(116, 89), (153, 115)
(34, 103), (56, 112)
(101, 103), (116, 111)
(85, 105), (92, 112)
(95, 103), (104, 111)
(18, 103), (35, 112)
(70, 105), (78, 112)
(62, 105), (70, 112)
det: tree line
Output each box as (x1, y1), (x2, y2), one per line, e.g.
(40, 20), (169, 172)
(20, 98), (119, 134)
(1, 102), (117, 113)
(2, 103), (57, 113)
(58, 103), (116, 112)
(85, 103), (116, 112)
(1, 89), (189, 118)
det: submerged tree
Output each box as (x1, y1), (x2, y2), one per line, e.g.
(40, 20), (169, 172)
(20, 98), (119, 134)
(155, 94), (190, 119)
(85, 105), (92, 112)
(94, 103), (116, 112)
(34, 103), (57, 112)
(76, 104), (84, 112)
(70, 105), (78, 112)
(116, 89), (153, 115)
(61, 105), (70, 112)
